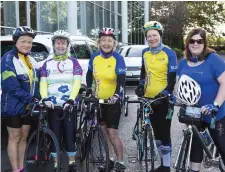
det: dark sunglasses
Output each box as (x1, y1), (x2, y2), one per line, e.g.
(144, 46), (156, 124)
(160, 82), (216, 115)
(189, 39), (204, 44)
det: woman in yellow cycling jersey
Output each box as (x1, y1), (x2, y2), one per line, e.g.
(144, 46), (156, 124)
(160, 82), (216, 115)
(86, 28), (127, 172)
(135, 21), (178, 172)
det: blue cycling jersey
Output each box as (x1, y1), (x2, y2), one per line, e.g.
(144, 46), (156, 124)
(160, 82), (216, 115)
(177, 53), (225, 123)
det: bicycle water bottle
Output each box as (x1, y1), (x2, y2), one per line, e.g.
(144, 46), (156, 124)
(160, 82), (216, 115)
(200, 130), (213, 146)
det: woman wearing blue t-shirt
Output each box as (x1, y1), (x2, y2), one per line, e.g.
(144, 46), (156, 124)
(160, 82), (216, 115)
(176, 28), (225, 172)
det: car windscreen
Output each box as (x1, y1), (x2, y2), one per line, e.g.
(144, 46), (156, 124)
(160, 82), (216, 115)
(70, 40), (91, 59)
(126, 47), (144, 57)
(1, 41), (49, 62)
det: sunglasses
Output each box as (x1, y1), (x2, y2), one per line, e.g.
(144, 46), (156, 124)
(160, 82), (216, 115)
(189, 39), (204, 44)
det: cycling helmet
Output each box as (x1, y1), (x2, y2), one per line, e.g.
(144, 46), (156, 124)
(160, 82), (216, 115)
(98, 28), (116, 40)
(13, 26), (36, 43)
(174, 74), (201, 106)
(51, 30), (70, 43)
(142, 21), (163, 36)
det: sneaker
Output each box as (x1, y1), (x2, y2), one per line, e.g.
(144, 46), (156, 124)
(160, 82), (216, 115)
(110, 162), (126, 172)
(150, 166), (170, 172)
(98, 160), (114, 172)
(69, 162), (78, 172)
(150, 165), (162, 172)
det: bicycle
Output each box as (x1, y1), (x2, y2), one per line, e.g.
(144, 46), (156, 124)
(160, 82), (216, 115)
(23, 101), (61, 172)
(76, 96), (109, 172)
(173, 104), (225, 172)
(129, 95), (168, 172)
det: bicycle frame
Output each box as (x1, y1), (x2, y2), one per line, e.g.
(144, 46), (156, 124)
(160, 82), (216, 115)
(174, 123), (220, 171)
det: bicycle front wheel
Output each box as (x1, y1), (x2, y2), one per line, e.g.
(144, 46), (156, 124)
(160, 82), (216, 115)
(144, 124), (155, 172)
(24, 127), (61, 172)
(86, 126), (109, 172)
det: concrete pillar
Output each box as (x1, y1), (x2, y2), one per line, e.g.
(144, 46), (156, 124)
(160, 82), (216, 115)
(121, 1), (128, 45)
(67, 1), (77, 35)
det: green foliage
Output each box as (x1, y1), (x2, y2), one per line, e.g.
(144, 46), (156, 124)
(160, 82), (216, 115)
(172, 48), (184, 61)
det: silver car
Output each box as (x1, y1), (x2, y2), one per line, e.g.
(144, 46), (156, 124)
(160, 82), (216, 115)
(119, 45), (148, 82)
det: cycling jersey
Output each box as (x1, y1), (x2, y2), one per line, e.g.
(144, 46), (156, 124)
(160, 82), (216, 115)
(177, 53), (225, 122)
(87, 51), (126, 99)
(141, 46), (177, 98)
(1, 47), (39, 116)
(40, 55), (82, 105)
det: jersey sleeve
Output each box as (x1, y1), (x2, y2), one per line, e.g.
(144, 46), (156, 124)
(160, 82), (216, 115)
(115, 53), (126, 75)
(88, 53), (96, 72)
(168, 50), (178, 73)
(209, 53), (225, 79)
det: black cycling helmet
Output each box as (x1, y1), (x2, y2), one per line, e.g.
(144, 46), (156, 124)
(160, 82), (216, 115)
(98, 27), (116, 40)
(13, 26), (36, 43)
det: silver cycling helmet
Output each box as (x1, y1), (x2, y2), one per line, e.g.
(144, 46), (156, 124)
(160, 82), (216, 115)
(51, 30), (70, 43)
(174, 74), (201, 106)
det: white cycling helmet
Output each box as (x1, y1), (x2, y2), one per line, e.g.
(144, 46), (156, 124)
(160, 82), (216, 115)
(175, 74), (201, 106)
(51, 30), (70, 43)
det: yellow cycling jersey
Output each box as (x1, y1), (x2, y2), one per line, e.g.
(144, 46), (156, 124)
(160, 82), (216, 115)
(88, 51), (126, 99)
(142, 47), (177, 98)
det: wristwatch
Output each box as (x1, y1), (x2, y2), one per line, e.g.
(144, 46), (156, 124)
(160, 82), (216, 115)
(213, 101), (220, 109)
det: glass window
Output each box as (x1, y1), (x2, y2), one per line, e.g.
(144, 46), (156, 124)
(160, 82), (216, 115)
(70, 40), (91, 59)
(58, 2), (67, 30)
(104, 10), (110, 27)
(111, 2), (114, 11)
(95, 6), (103, 30)
(126, 47), (143, 57)
(111, 12), (115, 29)
(104, 2), (110, 10)
(1, 1), (17, 35)
(118, 1), (121, 14)
(95, 1), (102, 6)
(30, 1), (37, 30)
(86, 2), (95, 37)
(39, 1), (57, 32)
(19, 1), (26, 26)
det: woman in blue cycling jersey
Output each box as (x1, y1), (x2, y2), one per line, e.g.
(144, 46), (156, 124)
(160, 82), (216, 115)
(40, 30), (82, 172)
(135, 21), (178, 172)
(1, 26), (40, 172)
(176, 28), (225, 172)
(86, 27), (127, 172)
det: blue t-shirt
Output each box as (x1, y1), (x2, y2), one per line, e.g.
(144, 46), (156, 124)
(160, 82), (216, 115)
(177, 53), (225, 123)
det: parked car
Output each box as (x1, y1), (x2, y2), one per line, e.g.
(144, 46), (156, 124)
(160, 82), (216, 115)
(1, 34), (98, 94)
(119, 45), (148, 82)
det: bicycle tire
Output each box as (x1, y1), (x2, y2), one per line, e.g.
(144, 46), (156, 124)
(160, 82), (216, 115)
(219, 158), (225, 172)
(86, 126), (109, 172)
(136, 107), (144, 161)
(77, 121), (88, 162)
(24, 127), (61, 172)
(144, 124), (155, 172)
(175, 132), (190, 172)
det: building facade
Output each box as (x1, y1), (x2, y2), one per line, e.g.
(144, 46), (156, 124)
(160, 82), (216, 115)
(1, 1), (149, 45)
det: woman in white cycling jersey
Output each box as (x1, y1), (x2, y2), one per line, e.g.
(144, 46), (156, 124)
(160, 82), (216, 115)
(40, 30), (82, 172)
(175, 28), (225, 172)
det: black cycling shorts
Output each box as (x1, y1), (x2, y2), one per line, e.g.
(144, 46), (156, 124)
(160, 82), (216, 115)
(4, 115), (31, 128)
(98, 102), (121, 129)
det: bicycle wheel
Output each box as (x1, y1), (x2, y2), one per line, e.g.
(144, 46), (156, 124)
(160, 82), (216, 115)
(144, 124), (155, 172)
(219, 158), (225, 172)
(24, 127), (61, 172)
(86, 126), (109, 172)
(77, 120), (88, 162)
(175, 132), (190, 172)
(136, 107), (144, 161)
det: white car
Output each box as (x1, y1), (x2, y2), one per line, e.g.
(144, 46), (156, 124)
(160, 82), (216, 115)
(119, 45), (148, 82)
(1, 34), (98, 93)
